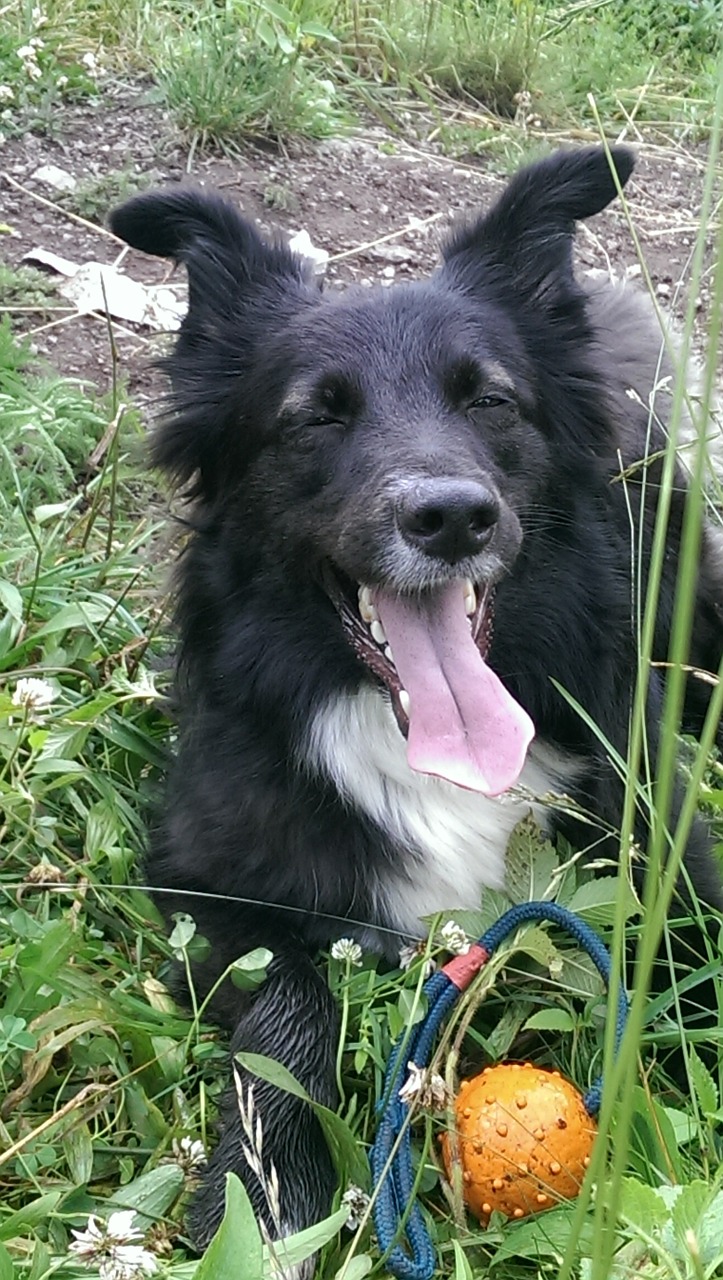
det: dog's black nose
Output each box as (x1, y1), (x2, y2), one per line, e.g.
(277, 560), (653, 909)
(397, 479), (499, 561)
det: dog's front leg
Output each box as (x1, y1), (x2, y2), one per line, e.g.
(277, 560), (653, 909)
(188, 946), (340, 1270)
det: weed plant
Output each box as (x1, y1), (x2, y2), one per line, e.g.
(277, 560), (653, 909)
(1, 1), (721, 147)
(0, 7), (99, 138)
(156, 8), (347, 146)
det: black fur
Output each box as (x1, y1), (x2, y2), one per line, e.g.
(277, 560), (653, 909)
(111, 147), (722, 1253)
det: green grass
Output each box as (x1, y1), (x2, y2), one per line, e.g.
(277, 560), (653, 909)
(0, 265), (58, 316)
(156, 9), (348, 147)
(1, 0), (721, 148)
(54, 171), (153, 225)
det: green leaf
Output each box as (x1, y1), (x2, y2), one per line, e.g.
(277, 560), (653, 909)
(485, 1002), (533, 1059)
(451, 1239), (474, 1280)
(195, 1173), (263, 1280)
(0, 1242), (16, 1280)
(63, 1121), (94, 1185)
(32, 757), (88, 778)
(490, 1204), (593, 1266)
(617, 1176), (668, 1235)
(697, 1189), (723, 1268)
(661, 1104), (698, 1146)
(566, 876), (637, 927)
(27, 1238), (51, 1280)
(35, 723), (91, 761)
(688, 1047), (719, 1117)
(0, 1193), (62, 1241)
(268, 1206), (349, 1275)
(505, 816), (559, 903)
(98, 715), (169, 768)
(397, 987), (426, 1026)
(231, 947), (273, 990)
(237, 1052), (369, 1187)
(31, 601), (111, 638)
(516, 924), (561, 971)
(523, 1008), (576, 1032)
(625, 1089), (684, 1181)
(259, 0), (294, 22)
(300, 20), (339, 41)
(169, 913), (197, 953)
(106, 1165), (185, 1229)
(34, 500), (74, 523)
(0, 612), (21, 659)
(256, 17), (277, 48)
(557, 949), (605, 998)
(669, 1180), (715, 1247)
(0, 580), (23, 622)
(331, 1258), (372, 1280)
(16, 919), (76, 983)
(234, 947), (274, 972)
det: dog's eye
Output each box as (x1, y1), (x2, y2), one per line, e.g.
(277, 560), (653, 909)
(304, 414), (342, 429)
(470, 393), (510, 410)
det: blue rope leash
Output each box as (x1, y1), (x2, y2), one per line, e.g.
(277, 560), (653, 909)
(369, 901), (629, 1280)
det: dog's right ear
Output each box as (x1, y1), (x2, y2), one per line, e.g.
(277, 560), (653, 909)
(110, 190), (315, 501)
(110, 188), (310, 316)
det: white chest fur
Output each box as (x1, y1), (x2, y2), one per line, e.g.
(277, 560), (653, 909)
(304, 686), (582, 938)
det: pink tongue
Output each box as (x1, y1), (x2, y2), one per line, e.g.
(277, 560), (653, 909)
(374, 583), (534, 796)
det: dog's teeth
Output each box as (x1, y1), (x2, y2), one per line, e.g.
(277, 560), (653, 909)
(463, 579), (476, 616)
(370, 619), (387, 646)
(384, 644), (394, 665)
(399, 689), (410, 715)
(358, 585), (380, 624)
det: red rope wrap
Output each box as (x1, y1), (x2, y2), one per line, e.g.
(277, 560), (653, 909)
(441, 943), (489, 991)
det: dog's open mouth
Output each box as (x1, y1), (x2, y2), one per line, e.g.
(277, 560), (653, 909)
(323, 568), (535, 796)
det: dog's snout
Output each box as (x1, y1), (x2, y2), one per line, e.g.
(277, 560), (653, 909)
(397, 479), (500, 562)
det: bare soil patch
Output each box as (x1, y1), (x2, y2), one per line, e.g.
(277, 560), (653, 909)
(1, 88), (716, 408)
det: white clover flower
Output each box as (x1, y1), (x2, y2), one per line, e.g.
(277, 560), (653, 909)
(101, 1248), (158, 1280)
(81, 50), (99, 77)
(398, 1062), (450, 1111)
(17, 45), (36, 60)
(32, 7), (48, 26)
(0, 85), (14, 102)
(57, 74), (68, 89)
(71, 1212), (139, 1254)
(12, 677), (55, 712)
(438, 919), (471, 956)
(171, 1135), (206, 1172)
(69, 1214), (106, 1260)
(398, 942), (436, 978)
(69, 1212), (158, 1279)
(330, 937), (363, 966)
(341, 1184), (371, 1231)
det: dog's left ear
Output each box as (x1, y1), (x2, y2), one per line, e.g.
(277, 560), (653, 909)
(442, 146), (634, 305)
(109, 188), (317, 502)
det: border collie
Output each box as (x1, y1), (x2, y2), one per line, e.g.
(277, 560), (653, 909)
(111, 146), (722, 1258)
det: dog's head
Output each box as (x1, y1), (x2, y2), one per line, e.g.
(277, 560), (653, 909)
(111, 146), (634, 795)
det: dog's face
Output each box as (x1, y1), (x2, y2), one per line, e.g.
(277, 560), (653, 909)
(111, 146), (634, 796)
(248, 285), (537, 592)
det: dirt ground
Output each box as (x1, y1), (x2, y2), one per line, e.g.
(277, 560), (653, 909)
(1, 88), (717, 413)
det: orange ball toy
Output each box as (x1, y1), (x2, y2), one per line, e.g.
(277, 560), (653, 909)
(441, 1062), (597, 1223)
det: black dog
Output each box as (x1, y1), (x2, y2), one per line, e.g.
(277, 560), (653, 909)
(111, 147), (722, 1256)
